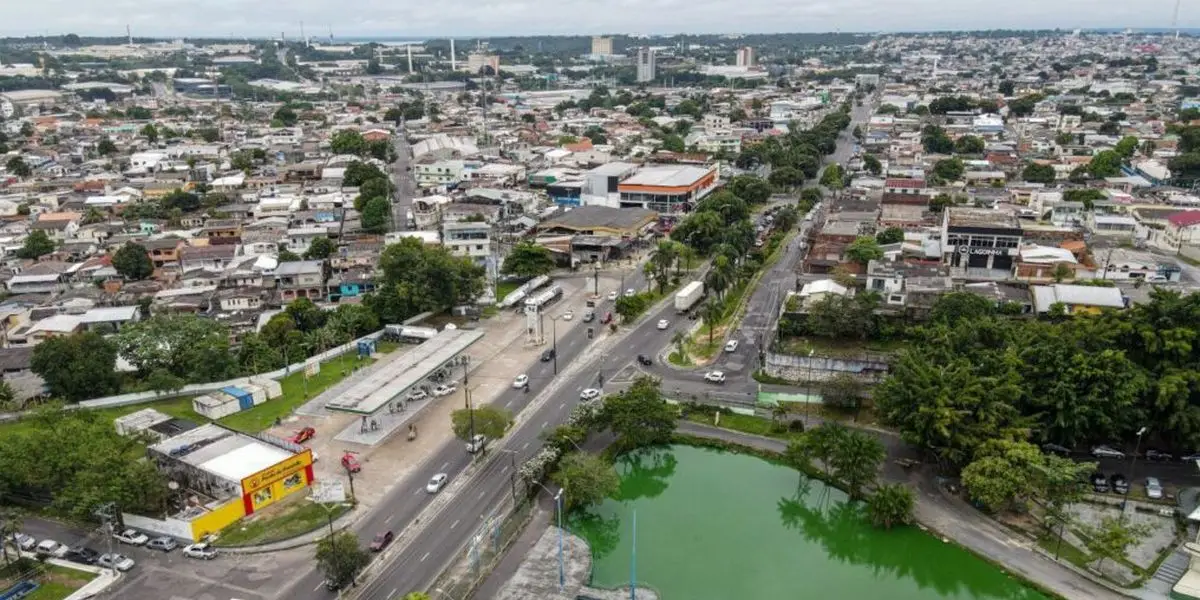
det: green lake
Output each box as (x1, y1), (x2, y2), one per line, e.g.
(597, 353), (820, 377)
(570, 444), (1050, 600)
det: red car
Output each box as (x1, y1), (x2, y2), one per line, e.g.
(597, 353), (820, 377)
(341, 452), (362, 473)
(369, 530), (394, 552)
(600, 312), (613, 324)
(289, 427), (316, 444)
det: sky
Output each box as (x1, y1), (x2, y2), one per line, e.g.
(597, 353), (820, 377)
(0, 0), (1195, 39)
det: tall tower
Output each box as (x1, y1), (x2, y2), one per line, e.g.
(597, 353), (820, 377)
(735, 46), (754, 67)
(126, 24), (132, 46)
(1173, 0), (1183, 40)
(407, 44), (414, 73)
(636, 46), (656, 83)
(450, 38), (457, 70)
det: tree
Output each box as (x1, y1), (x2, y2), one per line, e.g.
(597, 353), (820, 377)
(551, 452), (620, 512)
(112, 242), (153, 280)
(700, 301), (723, 346)
(875, 227), (904, 245)
(768, 166), (804, 189)
(929, 292), (995, 324)
(998, 80), (1015, 96)
(450, 406), (511, 441)
(365, 237), (486, 324)
(1114, 136), (1139, 159)
(1051, 263), (1074, 283)
(827, 426), (886, 499)
(862, 154), (882, 176)
(866, 484), (915, 529)
(921, 125), (954, 154)
(728, 176), (771, 205)
(304, 237), (336, 260)
(954, 135), (985, 154)
(1088, 150), (1123, 178)
(140, 123), (158, 143)
(17, 230), (55, 259)
(331, 129), (366, 156)
(501, 241), (556, 278)
(542, 425), (587, 454)
(0, 509), (23, 566)
(660, 134), (685, 153)
(1022, 162), (1056, 184)
(315, 531), (370, 590)
(360, 196), (390, 233)
(1098, 121), (1120, 136)
(97, 138), (118, 156)
(1078, 516), (1150, 571)
(845, 236), (883, 265)
(932, 157), (965, 182)
(342, 161), (387, 187)
(116, 314), (235, 382)
(600, 376), (675, 450)
(31, 332), (120, 402)
(961, 440), (1044, 512)
(822, 372), (866, 416)
(273, 106), (298, 127)
(819, 164), (844, 189)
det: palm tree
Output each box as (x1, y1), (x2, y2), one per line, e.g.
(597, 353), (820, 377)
(0, 509), (22, 567)
(677, 244), (698, 274)
(649, 240), (677, 293)
(866, 484), (915, 529)
(700, 301), (723, 346)
(671, 330), (686, 362)
(706, 256), (734, 300)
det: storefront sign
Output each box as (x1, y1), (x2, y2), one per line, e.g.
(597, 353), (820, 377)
(957, 246), (1007, 256)
(240, 450), (313, 494)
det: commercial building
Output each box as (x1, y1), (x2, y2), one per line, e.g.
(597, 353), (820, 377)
(617, 165), (719, 214)
(941, 207), (1023, 279)
(443, 220), (492, 267)
(636, 47), (656, 83)
(591, 36), (613, 56)
(735, 46), (755, 67)
(126, 424), (315, 541)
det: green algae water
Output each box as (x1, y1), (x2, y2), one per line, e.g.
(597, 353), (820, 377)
(571, 445), (1049, 600)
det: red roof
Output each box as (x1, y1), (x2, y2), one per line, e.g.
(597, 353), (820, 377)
(1168, 211), (1200, 228)
(885, 178), (926, 189)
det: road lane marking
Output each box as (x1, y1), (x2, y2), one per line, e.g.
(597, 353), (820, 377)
(505, 400), (513, 408)
(313, 583), (324, 592)
(559, 401), (566, 410)
(541, 421), (549, 429)
(390, 588), (398, 598)
(420, 552), (430, 562)
(522, 442), (530, 450)
(385, 515), (394, 523)
(451, 519), (460, 530)
(440, 462), (449, 470)
(479, 490), (486, 499)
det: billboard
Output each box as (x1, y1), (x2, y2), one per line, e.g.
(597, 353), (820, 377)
(240, 449), (313, 495)
(240, 449), (315, 515)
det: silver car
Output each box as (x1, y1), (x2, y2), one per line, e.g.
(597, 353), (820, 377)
(98, 553), (136, 571)
(1146, 477), (1164, 499)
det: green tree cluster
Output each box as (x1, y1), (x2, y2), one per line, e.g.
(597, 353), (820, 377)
(599, 375), (676, 452)
(364, 237), (486, 324)
(31, 332), (120, 401)
(501, 241), (556, 278)
(112, 242), (153, 280)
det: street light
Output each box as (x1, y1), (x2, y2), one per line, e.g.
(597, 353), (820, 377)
(1122, 426), (1148, 514)
(805, 348), (815, 427)
(533, 481), (565, 590)
(551, 315), (559, 375)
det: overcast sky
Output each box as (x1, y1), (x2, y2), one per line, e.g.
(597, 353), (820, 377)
(0, 0), (1195, 39)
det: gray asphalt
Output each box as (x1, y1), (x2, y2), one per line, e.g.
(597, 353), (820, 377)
(391, 129), (415, 231)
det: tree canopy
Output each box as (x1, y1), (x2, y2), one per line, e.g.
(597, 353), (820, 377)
(31, 332), (121, 402)
(113, 242), (153, 280)
(599, 375), (676, 451)
(551, 452), (620, 512)
(116, 314), (236, 383)
(365, 237), (487, 325)
(501, 241), (556, 278)
(17, 230), (54, 259)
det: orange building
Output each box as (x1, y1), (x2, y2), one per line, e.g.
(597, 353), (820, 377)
(617, 164), (719, 214)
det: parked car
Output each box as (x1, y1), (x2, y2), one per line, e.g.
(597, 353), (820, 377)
(113, 528), (149, 546)
(433, 383), (458, 397)
(703, 371), (726, 384)
(1146, 477), (1164, 499)
(580, 389), (602, 401)
(368, 531), (394, 552)
(601, 312), (613, 325)
(540, 348), (556, 362)
(561, 310), (574, 321)
(607, 291), (619, 301)
(147, 537), (177, 552)
(466, 434), (487, 454)
(98, 553), (136, 571)
(64, 546), (100, 565)
(583, 311), (595, 323)
(288, 427), (316, 444)
(1181, 452), (1200, 462)
(182, 543), (218, 560)
(1110, 474), (1129, 495)
(1091, 445), (1125, 459)
(724, 340), (739, 353)
(657, 319), (670, 330)
(341, 452), (362, 473)
(624, 289), (635, 297)
(408, 389), (429, 402)
(512, 374), (529, 389)
(1146, 449), (1175, 462)
(1090, 472), (1110, 493)
(1041, 443), (1072, 457)
(34, 540), (67, 558)
(636, 354), (652, 366)
(12, 533), (35, 551)
(426, 473), (449, 494)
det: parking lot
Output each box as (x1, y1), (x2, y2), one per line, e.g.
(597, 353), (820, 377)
(19, 517), (310, 600)
(1053, 445), (1200, 501)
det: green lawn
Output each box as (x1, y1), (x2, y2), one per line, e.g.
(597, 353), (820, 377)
(496, 280), (522, 301)
(219, 351), (374, 432)
(6, 564), (97, 600)
(215, 498), (351, 547)
(682, 410), (805, 442)
(374, 339), (402, 354)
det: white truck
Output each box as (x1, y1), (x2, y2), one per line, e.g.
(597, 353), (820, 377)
(675, 281), (705, 314)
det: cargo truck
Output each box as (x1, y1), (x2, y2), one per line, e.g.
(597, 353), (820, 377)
(674, 281), (705, 313)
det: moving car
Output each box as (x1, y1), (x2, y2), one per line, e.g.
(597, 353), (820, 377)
(1146, 449), (1174, 462)
(1146, 477), (1164, 499)
(466, 434), (488, 454)
(426, 473), (449, 494)
(113, 528), (149, 546)
(1041, 443), (1071, 457)
(1091, 445), (1125, 459)
(288, 427), (316, 444)
(561, 310), (574, 321)
(341, 452), (362, 473)
(1090, 472), (1109, 493)
(540, 348), (556, 362)
(704, 371), (726, 384)
(724, 340), (739, 353)
(512, 374), (529, 389)
(12, 533), (35, 551)
(433, 383), (458, 397)
(1110, 474), (1129, 495)
(624, 289), (636, 297)
(636, 354), (653, 366)
(182, 543), (218, 560)
(98, 553), (136, 571)
(64, 546), (100, 565)
(147, 537), (177, 552)
(369, 531), (394, 552)
(607, 291), (618, 301)
(408, 389), (429, 402)
(583, 311), (595, 323)
(601, 312), (613, 324)
(657, 319), (670, 330)
(580, 388), (602, 401)
(35, 540), (67, 558)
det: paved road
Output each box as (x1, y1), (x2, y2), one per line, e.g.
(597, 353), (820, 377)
(390, 129), (415, 231)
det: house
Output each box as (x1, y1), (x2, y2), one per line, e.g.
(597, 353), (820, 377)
(442, 221), (491, 267)
(143, 238), (186, 270)
(1031, 284), (1126, 315)
(1165, 211), (1200, 250)
(274, 260), (323, 304)
(29, 218), (79, 242)
(180, 245), (237, 272)
(865, 261), (952, 307)
(795, 279), (848, 308)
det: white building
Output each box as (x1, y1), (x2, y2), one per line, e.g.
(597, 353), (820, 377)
(735, 46), (754, 67)
(442, 221), (491, 267)
(636, 47), (656, 83)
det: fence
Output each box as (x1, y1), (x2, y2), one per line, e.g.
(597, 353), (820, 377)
(427, 495), (536, 599)
(762, 350), (891, 384)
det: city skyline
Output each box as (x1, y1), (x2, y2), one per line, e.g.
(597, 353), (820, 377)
(1, 0), (1197, 40)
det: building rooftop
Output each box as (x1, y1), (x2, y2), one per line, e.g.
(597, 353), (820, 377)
(621, 165), (712, 188)
(946, 207), (1021, 230)
(538, 205), (657, 234)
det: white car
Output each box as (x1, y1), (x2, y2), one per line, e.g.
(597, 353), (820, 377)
(624, 289), (636, 297)
(561, 310), (574, 321)
(704, 371), (726, 384)
(657, 319), (670, 330)
(466, 434), (487, 454)
(724, 340), (739, 353)
(113, 528), (149, 546)
(182, 543), (218, 560)
(580, 388), (602, 401)
(35, 539), (67, 558)
(426, 473), (449, 493)
(607, 291), (618, 301)
(1146, 477), (1164, 499)
(433, 383), (458, 397)
(1091, 445), (1126, 459)
(408, 389), (429, 402)
(512, 374), (529, 389)
(13, 533), (35, 551)
(98, 553), (136, 571)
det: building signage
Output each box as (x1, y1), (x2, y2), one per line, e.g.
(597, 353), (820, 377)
(957, 246), (1007, 256)
(240, 450), (313, 494)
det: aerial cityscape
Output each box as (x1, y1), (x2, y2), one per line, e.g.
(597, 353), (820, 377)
(4, 14), (1200, 600)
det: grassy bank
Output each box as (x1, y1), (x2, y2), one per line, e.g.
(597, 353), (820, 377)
(215, 498), (352, 547)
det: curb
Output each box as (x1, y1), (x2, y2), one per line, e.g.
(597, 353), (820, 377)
(217, 505), (361, 554)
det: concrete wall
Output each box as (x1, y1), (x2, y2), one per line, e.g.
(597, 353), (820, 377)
(121, 512), (196, 541)
(762, 351), (890, 383)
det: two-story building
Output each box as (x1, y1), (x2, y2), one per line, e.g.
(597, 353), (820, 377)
(442, 221), (491, 267)
(941, 207), (1023, 279)
(274, 260), (323, 304)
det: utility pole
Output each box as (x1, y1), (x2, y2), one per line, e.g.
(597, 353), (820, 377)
(93, 503), (118, 576)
